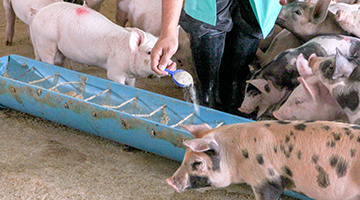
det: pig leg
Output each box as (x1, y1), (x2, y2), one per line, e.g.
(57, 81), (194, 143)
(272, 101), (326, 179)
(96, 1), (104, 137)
(25, 26), (33, 45)
(106, 66), (126, 85)
(54, 52), (66, 67)
(125, 78), (136, 87)
(252, 178), (284, 200)
(34, 40), (61, 65)
(106, 72), (126, 85)
(3, 0), (15, 46)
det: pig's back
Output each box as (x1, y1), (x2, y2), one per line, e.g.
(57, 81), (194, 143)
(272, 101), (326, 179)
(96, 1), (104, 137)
(219, 120), (360, 145)
(34, 2), (124, 38)
(11, 0), (62, 24)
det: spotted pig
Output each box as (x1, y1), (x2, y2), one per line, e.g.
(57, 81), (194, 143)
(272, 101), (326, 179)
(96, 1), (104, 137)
(168, 120), (360, 200)
(309, 48), (360, 124)
(273, 54), (347, 121)
(238, 35), (360, 119)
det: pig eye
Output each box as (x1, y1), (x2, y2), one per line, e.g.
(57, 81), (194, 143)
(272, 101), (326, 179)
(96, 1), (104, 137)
(294, 9), (302, 15)
(147, 51), (151, 55)
(191, 161), (202, 171)
(295, 99), (303, 105)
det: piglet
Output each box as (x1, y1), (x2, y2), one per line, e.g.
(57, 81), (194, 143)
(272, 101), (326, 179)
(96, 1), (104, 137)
(115, 0), (194, 78)
(329, 2), (360, 14)
(3, 0), (62, 46)
(309, 48), (360, 124)
(239, 35), (360, 119)
(273, 54), (347, 121)
(276, 0), (348, 42)
(30, 2), (163, 86)
(336, 9), (360, 38)
(168, 120), (360, 200)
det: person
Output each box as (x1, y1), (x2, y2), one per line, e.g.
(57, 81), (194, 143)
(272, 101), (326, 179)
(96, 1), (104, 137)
(151, 0), (284, 115)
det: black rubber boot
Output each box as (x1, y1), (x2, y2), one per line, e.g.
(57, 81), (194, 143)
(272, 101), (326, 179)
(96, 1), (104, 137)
(189, 33), (226, 109)
(219, 23), (261, 116)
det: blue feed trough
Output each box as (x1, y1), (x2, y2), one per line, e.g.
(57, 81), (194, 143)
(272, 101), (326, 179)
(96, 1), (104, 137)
(0, 55), (313, 200)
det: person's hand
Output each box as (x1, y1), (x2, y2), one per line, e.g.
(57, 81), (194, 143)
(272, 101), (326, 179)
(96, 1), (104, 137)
(151, 34), (178, 76)
(279, 0), (287, 5)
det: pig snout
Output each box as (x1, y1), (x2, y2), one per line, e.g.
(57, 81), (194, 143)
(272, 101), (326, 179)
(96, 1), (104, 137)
(238, 106), (254, 114)
(167, 175), (212, 192)
(272, 109), (286, 120)
(166, 177), (181, 193)
(275, 12), (285, 27)
(336, 10), (346, 21)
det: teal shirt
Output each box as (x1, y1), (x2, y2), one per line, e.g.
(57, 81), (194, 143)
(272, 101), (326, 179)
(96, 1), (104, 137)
(184, 0), (282, 38)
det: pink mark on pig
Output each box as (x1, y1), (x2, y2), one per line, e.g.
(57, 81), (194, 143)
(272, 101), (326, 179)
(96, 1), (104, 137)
(76, 8), (90, 16)
(342, 36), (350, 43)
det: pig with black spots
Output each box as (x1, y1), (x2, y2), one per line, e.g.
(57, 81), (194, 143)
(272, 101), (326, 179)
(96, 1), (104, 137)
(309, 48), (360, 124)
(168, 120), (360, 200)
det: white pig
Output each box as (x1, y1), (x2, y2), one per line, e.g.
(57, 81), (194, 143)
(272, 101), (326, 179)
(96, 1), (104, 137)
(273, 54), (347, 121)
(276, 0), (348, 42)
(115, 0), (194, 76)
(85, 0), (105, 11)
(329, 2), (360, 14)
(336, 9), (360, 38)
(115, 0), (161, 36)
(3, 0), (62, 46)
(30, 2), (160, 86)
(168, 120), (360, 200)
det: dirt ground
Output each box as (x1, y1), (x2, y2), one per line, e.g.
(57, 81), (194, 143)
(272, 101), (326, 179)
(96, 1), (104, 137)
(0, 1), (299, 199)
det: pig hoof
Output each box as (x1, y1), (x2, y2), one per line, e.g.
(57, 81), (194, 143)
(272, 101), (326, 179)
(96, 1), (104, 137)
(5, 41), (12, 46)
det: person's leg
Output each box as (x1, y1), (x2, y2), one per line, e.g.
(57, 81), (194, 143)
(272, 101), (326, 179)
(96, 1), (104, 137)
(219, 23), (260, 115)
(218, 0), (262, 115)
(189, 32), (226, 108)
(179, 0), (233, 109)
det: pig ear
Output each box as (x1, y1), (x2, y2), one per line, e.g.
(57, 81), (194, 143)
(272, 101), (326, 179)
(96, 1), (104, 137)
(308, 53), (318, 68)
(333, 48), (354, 79)
(179, 123), (212, 138)
(129, 28), (147, 51)
(83, 0), (88, 7)
(298, 77), (317, 102)
(183, 138), (217, 153)
(246, 79), (269, 94)
(310, 0), (331, 24)
(296, 53), (313, 78)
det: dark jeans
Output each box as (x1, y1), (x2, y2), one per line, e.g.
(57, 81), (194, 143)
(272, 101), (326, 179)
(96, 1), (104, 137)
(180, 0), (262, 114)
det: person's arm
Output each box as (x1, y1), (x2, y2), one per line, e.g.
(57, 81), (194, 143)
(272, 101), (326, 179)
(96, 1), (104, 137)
(151, 0), (184, 75)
